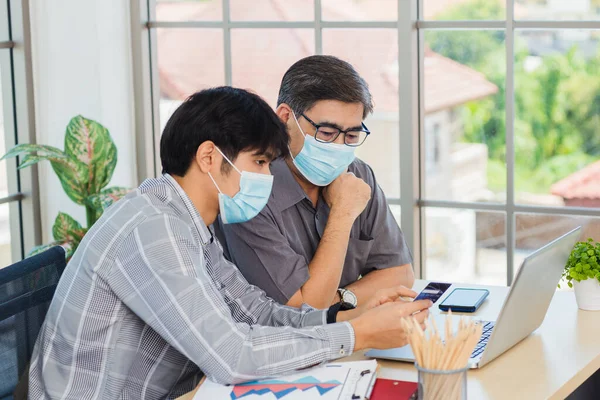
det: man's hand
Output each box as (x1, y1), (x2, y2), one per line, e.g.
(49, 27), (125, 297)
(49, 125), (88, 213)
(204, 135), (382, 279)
(337, 285), (417, 321)
(323, 172), (371, 221)
(363, 286), (417, 309)
(349, 300), (432, 350)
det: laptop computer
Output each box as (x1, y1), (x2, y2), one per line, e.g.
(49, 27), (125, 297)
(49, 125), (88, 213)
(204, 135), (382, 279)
(366, 226), (581, 369)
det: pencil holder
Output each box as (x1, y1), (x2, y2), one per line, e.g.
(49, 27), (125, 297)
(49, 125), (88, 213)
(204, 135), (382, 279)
(415, 363), (468, 400)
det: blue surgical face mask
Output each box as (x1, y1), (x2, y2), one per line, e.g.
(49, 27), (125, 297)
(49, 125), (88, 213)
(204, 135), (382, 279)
(290, 112), (356, 186)
(208, 147), (273, 224)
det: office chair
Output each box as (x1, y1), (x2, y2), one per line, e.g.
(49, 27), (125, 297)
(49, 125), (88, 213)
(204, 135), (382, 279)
(0, 246), (66, 400)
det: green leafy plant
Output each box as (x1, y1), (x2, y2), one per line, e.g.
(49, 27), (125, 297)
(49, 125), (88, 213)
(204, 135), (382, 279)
(560, 238), (600, 288)
(1, 115), (130, 260)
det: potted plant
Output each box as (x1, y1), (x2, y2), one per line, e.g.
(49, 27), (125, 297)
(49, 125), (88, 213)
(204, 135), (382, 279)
(560, 238), (600, 310)
(1, 115), (130, 260)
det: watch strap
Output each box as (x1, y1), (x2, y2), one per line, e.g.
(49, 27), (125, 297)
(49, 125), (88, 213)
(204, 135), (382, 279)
(327, 301), (356, 324)
(327, 302), (343, 324)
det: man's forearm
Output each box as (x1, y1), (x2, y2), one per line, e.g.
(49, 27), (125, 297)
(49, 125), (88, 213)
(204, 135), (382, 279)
(341, 264), (415, 305)
(289, 209), (355, 309)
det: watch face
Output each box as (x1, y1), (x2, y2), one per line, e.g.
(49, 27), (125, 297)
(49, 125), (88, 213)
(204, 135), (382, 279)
(342, 290), (358, 307)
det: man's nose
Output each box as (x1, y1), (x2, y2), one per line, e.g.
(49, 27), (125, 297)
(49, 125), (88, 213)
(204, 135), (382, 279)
(333, 134), (346, 145)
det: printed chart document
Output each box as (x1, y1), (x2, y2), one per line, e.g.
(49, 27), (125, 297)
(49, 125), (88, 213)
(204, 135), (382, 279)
(193, 360), (378, 400)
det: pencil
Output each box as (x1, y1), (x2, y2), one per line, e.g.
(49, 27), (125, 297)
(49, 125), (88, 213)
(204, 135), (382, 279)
(404, 315), (481, 400)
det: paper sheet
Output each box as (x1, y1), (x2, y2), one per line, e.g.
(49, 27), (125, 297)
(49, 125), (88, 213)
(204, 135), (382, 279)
(193, 360), (378, 400)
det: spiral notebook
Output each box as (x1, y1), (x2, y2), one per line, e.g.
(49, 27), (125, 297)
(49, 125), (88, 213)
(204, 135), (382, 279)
(193, 360), (378, 400)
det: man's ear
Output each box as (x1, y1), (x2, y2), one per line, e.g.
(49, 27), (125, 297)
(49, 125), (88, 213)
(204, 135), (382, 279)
(195, 141), (220, 174)
(276, 104), (293, 125)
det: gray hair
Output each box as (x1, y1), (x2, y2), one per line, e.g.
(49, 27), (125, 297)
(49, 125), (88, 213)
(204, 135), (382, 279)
(277, 55), (374, 119)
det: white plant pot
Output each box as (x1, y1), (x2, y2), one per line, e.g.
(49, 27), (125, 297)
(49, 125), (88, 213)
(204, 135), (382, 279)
(573, 279), (600, 311)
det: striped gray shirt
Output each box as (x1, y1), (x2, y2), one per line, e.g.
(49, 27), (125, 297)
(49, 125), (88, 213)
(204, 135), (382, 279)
(28, 174), (354, 399)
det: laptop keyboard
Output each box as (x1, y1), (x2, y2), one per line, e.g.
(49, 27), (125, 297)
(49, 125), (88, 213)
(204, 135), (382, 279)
(470, 321), (495, 359)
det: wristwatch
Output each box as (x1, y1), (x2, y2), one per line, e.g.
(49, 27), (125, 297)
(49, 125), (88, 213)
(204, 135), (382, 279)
(337, 288), (358, 308)
(326, 301), (355, 324)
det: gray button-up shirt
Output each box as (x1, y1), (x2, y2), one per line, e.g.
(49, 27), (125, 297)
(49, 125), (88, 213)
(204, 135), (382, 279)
(215, 158), (412, 304)
(28, 174), (354, 400)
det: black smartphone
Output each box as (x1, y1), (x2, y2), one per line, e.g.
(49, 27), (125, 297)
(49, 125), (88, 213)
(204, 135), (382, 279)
(414, 282), (452, 303)
(439, 288), (489, 313)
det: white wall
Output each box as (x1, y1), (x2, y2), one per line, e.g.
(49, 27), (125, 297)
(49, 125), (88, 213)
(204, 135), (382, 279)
(354, 112), (401, 199)
(423, 109), (453, 200)
(30, 0), (137, 242)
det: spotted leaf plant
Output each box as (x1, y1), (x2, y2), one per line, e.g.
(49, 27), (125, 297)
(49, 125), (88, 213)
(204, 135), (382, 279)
(1, 115), (130, 260)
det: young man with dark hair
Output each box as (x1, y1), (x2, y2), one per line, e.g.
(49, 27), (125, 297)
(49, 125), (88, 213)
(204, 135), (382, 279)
(28, 87), (431, 400)
(217, 56), (415, 310)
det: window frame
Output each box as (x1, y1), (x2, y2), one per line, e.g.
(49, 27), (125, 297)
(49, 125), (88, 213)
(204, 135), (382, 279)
(417, 1), (600, 284)
(0, 0), (41, 263)
(138, 0), (600, 285)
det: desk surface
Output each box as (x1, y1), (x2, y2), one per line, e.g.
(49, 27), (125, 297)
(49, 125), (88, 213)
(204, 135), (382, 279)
(178, 280), (600, 400)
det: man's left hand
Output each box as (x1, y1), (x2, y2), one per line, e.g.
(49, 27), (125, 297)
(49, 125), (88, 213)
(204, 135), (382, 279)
(361, 286), (417, 310)
(337, 286), (417, 322)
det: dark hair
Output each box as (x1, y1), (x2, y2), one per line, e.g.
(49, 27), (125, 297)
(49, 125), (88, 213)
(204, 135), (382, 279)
(277, 55), (374, 119)
(161, 87), (289, 176)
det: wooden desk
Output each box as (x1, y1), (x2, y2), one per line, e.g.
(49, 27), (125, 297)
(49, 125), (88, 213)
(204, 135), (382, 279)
(179, 280), (600, 400)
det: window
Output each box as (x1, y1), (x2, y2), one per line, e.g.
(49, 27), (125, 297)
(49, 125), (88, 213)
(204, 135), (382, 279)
(139, 0), (600, 286)
(0, 0), (40, 265)
(421, 0), (600, 285)
(141, 0), (403, 218)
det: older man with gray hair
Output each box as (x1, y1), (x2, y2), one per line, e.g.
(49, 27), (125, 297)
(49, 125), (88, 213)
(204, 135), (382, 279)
(216, 55), (414, 311)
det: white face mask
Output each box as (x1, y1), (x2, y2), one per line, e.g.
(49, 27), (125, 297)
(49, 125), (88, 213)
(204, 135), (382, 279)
(208, 147), (273, 224)
(289, 112), (356, 186)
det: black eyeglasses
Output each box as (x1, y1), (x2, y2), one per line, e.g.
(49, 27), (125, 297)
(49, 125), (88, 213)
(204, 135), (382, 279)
(301, 113), (370, 147)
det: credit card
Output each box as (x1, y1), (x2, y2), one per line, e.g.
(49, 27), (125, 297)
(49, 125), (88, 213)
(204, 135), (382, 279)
(414, 282), (452, 303)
